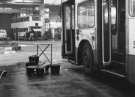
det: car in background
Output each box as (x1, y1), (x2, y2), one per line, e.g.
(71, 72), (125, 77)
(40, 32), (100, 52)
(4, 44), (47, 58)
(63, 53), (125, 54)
(0, 29), (7, 40)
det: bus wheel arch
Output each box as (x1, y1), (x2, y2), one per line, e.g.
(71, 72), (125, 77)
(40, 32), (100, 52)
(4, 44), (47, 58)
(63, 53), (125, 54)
(77, 40), (94, 73)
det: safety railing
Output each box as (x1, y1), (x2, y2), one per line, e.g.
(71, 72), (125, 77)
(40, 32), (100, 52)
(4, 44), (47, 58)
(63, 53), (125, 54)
(36, 43), (53, 66)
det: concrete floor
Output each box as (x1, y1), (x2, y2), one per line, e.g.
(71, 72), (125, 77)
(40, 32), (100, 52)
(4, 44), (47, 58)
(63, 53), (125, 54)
(0, 61), (135, 97)
(0, 41), (135, 97)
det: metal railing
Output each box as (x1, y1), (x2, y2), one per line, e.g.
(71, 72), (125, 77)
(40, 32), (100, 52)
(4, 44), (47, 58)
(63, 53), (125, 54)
(36, 43), (53, 66)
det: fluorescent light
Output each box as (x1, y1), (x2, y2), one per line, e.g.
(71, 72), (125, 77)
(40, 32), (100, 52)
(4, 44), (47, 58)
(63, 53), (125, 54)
(0, 7), (19, 13)
(44, 0), (61, 5)
(8, 0), (42, 3)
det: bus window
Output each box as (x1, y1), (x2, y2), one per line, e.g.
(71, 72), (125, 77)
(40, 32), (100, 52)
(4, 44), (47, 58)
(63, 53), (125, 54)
(129, 0), (135, 16)
(65, 6), (71, 29)
(111, 7), (116, 25)
(72, 5), (75, 29)
(111, 6), (117, 35)
(78, 0), (95, 28)
(104, 6), (109, 24)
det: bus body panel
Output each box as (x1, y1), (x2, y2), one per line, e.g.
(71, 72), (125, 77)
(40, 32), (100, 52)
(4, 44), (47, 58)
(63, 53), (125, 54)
(75, 0), (98, 65)
(126, 0), (135, 85)
(76, 29), (97, 65)
(127, 18), (135, 85)
(76, 28), (96, 50)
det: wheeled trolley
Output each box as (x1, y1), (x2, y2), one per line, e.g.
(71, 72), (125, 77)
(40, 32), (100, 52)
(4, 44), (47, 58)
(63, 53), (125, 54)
(26, 43), (53, 75)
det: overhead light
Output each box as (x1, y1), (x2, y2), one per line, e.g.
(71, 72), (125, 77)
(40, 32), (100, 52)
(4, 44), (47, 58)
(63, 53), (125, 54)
(35, 7), (39, 10)
(7, 0), (42, 3)
(8, 0), (23, 3)
(0, 7), (19, 13)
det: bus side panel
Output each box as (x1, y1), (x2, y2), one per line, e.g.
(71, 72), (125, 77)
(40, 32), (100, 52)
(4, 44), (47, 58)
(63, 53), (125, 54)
(128, 18), (135, 85)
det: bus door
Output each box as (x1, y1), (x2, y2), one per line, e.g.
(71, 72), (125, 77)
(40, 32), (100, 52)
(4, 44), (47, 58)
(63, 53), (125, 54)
(102, 0), (112, 65)
(102, 0), (126, 74)
(102, 0), (120, 64)
(111, 0), (126, 63)
(111, 0), (126, 74)
(62, 2), (75, 59)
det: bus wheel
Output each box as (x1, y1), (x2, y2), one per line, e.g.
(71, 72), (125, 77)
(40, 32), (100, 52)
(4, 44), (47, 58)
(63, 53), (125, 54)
(81, 44), (93, 73)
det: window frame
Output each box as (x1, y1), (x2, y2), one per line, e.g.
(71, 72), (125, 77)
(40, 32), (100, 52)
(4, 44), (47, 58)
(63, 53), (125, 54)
(129, 0), (135, 17)
(77, 0), (95, 29)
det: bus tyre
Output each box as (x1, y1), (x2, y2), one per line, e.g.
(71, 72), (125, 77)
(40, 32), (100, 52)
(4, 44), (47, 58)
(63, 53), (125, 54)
(80, 44), (94, 73)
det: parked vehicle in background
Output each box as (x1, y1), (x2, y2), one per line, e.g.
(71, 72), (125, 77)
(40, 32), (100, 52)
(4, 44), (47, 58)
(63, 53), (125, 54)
(0, 29), (7, 40)
(11, 15), (42, 40)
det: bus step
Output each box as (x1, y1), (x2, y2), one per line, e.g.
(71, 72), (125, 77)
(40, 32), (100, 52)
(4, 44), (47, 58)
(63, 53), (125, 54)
(104, 61), (126, 75)
(101, 69), (126, 78)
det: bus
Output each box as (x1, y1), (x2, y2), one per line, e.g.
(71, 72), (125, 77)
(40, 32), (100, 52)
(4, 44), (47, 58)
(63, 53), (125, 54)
(61, 0), (135, 84)
(11, 15), (42, 40)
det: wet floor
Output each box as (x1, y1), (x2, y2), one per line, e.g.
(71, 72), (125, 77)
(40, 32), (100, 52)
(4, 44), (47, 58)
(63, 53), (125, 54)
(0, 61), (135, 97)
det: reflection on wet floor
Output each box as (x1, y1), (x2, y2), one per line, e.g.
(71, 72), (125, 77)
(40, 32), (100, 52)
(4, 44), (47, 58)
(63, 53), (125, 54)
(0, 63), (87, 97)
(0, 62), (135, 97)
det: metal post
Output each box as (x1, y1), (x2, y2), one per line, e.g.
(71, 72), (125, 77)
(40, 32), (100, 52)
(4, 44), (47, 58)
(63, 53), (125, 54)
(37, 44), (38, 56)
(17, 32), (19, 45)
(51, 44), (52, 66)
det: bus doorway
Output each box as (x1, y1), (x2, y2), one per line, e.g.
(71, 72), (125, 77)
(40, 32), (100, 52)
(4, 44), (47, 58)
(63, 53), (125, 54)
(101, 0), (126, 75)
(62, 1), (75, 60)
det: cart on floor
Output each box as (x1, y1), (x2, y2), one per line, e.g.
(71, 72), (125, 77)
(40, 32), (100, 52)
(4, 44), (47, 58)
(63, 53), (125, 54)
(26, 43), (60, 75)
